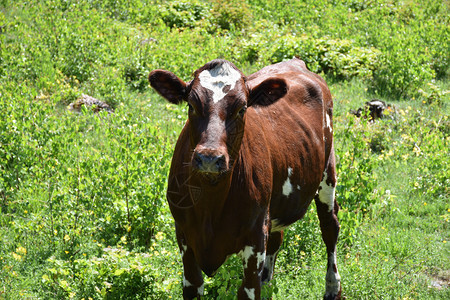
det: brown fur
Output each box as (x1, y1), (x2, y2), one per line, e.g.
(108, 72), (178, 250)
(149, 58), (340, 300)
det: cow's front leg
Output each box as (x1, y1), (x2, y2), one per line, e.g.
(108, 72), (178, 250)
(179, 243), (204, 299)
(176, 227), (204, 300)
(238, 245), (266, 300)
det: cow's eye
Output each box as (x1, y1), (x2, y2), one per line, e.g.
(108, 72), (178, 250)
(187, 102), (195, 114)
(238, 106), (247, 118)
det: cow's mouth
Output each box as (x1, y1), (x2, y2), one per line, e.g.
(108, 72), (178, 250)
(197, 169), (229, 185)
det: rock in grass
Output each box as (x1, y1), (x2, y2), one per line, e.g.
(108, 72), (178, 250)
(67, 94), (113, 114)
(351, 99), (394, 121)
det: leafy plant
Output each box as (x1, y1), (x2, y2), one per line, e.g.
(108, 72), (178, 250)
(267, 35), (382, 81)
(0, 1), (448, 299)
(418, 82), (450, 106)
(41, 247), (160, 299)
(210, 0), (251, 31)
(159, 0), (211, 29)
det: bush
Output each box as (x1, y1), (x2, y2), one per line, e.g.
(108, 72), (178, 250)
(158, 0), (211, 29)
(372, 44), (435, 99)
(246, 33), (382, 81)
(418, 82), (449, 106)
(210, 0), (251, 31)
(42, 248), (160, 299)
(334, 114), (381, 245)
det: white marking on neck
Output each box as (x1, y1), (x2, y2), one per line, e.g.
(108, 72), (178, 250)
(318, 171), (335, 212)
(198, 62), (241, 103)
(244, 287), (256, 300)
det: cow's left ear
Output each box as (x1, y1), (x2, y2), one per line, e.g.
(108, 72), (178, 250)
(248, 78), (288, 107)
(149, 70), (187, 104)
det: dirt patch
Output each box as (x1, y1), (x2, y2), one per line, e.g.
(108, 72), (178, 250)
(428, 270), (449, 290)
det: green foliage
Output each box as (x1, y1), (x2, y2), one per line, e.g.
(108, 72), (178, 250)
(372, 43), (436, 99)
(210, 0), (251, 31)
(418, 82), (450, 106)
(0, 81), (184, 297)
(41, 248), (160, 299)
(0, 0), (449, 299)
(266, 34), (381, 80)
(334, 116), (380, 244)
(251, 0), (449, 98)
(349, 0), (447, 98)
(2, 0), (447, 99)
(87, 0), (161, 24)
(158, 0), (211, 29)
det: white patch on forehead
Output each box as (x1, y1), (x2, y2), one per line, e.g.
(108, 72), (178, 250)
(318, 171), (335, 212)
(370, 100), (385, 106)
(198, 62), (242, 103)
(244, 287), (256, 300)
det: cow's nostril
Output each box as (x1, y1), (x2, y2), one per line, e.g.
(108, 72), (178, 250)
(216, 155), (226, 169)
(194, 153), (204, 167)
(193, 152), (227, 174)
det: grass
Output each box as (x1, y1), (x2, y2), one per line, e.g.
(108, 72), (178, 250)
(0, 0), (449, 299)
(1, 82), (448, 299)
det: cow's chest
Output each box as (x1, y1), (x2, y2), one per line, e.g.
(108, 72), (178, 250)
(178, 204), (265, 275)
(183, 220), (242, 276)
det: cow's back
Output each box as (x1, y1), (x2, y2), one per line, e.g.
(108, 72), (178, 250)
(245, 58), (333, 227)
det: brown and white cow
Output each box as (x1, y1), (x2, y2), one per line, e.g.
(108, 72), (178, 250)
(149, 58), (341, 300)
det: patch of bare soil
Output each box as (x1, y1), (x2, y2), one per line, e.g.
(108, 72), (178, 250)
(428, 270), (449, 290)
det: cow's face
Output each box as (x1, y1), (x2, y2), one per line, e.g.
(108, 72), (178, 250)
(149, 59), (287, 181)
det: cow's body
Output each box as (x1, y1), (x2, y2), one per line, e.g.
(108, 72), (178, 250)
(149, 58), (341, 300)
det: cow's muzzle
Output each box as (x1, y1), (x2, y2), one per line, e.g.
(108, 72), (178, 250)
(192, 151), (228, 175)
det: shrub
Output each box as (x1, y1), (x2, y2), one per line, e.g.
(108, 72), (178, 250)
(261, 34), (382, 81)
(418, 82), (449, 106)
(372, 45), (435, 99)
(210, 0), (251, 31)
(158, 0), (211, 29)
(41, 248), (160, 299)
(334, 114), (382, 245)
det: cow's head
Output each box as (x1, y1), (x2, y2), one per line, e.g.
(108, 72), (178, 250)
(149, 59), (287, 181)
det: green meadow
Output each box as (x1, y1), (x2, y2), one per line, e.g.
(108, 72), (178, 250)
(0, 0), (448, 298)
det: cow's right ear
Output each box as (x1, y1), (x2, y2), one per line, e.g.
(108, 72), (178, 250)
(149, 70), (187, 104)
